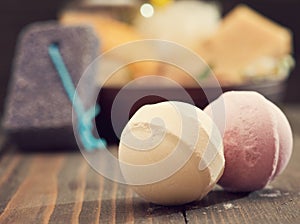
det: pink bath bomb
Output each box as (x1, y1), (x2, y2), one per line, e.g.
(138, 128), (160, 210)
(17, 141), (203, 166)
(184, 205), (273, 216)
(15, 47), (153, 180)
(204, 91), (293, 192)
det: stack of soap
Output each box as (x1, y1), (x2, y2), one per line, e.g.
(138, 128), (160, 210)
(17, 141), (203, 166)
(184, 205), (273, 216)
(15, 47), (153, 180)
(198, 5), (292, 85)
(2, 22), (99, 150)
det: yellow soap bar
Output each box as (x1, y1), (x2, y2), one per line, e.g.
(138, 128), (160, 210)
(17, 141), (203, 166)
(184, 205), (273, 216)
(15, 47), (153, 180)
(60, 10), (159, 84)
(60, 11), (141, 52)
(198, 5), (292, 85)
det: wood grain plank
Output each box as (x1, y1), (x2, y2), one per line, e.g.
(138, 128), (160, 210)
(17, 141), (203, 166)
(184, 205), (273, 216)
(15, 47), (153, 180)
(124, 187), (134, 223)
(0, 153), (32, 213)
(48, 153), (87, 224)
(98, 154), (125, 224)
(78, 168), (104, 224)
(0, 153), (21, 188)
(71, 160), (88, 224)
(0, 154), (64, 224)
(129, 197), (185, 224)
(185, 189), (300, 224)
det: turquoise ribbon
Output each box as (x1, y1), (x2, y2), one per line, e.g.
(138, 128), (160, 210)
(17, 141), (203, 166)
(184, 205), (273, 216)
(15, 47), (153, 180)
(48, 43), (106, 151)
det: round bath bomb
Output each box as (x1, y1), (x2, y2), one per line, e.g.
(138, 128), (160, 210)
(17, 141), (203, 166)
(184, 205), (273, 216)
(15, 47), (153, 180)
(118, 101), (224, 205)
(204, 91), (293, 192)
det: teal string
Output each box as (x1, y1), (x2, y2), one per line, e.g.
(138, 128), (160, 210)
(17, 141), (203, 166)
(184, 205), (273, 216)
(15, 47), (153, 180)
(48, 43), (106, 151)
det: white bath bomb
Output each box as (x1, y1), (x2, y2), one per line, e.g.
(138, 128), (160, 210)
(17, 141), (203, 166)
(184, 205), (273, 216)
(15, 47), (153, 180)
(118, 101), (224, 205)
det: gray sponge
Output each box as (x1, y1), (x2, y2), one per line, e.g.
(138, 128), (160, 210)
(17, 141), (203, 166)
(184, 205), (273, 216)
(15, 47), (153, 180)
(2, 22), (99, 150)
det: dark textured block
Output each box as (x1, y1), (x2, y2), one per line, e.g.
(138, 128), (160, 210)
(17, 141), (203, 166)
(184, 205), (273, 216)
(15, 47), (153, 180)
(2, 22), (99, 150)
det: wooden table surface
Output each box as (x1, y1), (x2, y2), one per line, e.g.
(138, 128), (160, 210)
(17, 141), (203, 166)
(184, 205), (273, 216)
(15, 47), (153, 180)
(0, 105), (299, 224)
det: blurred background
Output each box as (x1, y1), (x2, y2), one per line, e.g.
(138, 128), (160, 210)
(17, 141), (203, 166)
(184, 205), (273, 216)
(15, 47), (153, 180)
(0, 0), (299, 118)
